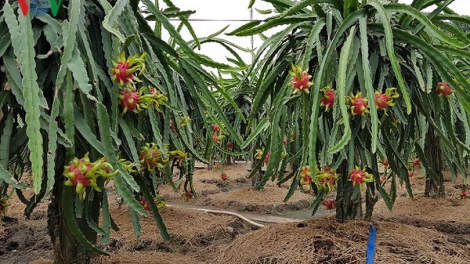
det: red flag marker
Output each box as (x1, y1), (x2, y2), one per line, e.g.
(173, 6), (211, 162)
(18, 0), (29, 16)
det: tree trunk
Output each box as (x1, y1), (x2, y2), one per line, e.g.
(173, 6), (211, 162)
(226, 154), (232, 165)
(47, 154), (88, 264)
(250, 155), (263, 189)
(49, 184), (81, 264)
(364, 185), (378, 221)
(335, 161), (362, 223)
(424, 126), (445, 197)
(207, 154), (213, 170)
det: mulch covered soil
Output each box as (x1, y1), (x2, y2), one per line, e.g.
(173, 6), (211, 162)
(0, 165), (468, 264)
(216, 216), (469, 264)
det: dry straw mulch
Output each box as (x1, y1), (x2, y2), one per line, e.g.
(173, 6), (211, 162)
(214, 216), (469, 264)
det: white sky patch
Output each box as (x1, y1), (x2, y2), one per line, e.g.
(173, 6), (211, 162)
(142, 0), (470, 66)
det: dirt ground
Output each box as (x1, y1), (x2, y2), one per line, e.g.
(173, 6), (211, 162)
(1, 164), (469, 264)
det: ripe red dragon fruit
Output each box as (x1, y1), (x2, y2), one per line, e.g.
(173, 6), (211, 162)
(300, 166), (312, 186)
(212, 135), (220, 143)
(264, 152), (271, 163)
(382, 159), (389, 167)
(64, 154), (117, 198)
(111, 52), (146, 86)
(374, 88), (399, 111)
(460, 190), (468, 199)
(436, 82), (453, 97)
(227, 141), (233, 149)
(113, 61), (135, 85)
(140, 197), (150, 211)
(283, 136), (288, 146)
(211, 124), (220, 133)
(349, 167), (373, 186)
(320, 88), (335, 110)
(412, 158), (421, 167)
(408, 171), (414, 178)
(65, 162), (92, 188)
(64, 156), (93, 196)
(289, 64), (312, 94)
(322, 198), (337, 210)
(347, 92), (369, 116)
(220, 173), (229, 182)
(374, 93), (389, 110)
(119, 88), (140, 113)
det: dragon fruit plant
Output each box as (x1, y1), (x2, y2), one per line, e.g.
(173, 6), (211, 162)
(315, 167), (340, 193)
(436, 82), (454, 97)
(232, 0), (470, 222)
(0, 1), (245, 263)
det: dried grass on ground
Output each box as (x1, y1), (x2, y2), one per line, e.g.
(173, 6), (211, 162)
(215, 216), (469, 264)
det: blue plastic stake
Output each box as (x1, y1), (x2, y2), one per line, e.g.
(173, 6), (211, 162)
(366, 223), (377, 264)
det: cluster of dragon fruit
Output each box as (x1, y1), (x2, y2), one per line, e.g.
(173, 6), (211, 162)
(112, 52), (167, 114)
(290, 63), (462, 209)
(62, 53), (186, 212)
